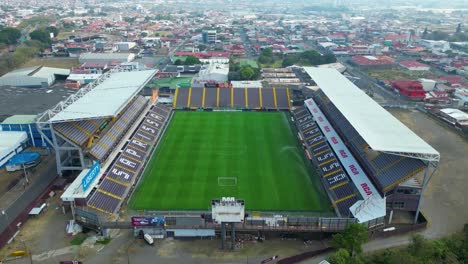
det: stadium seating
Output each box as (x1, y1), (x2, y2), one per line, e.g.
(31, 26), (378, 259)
(89, 96), (148, 161)
(174, 87), (291, 109)
(87, 103), (172, 215)
(54, 119), (106, 146)
(312, 91), (427, 193)
(292, 106), (362, 217)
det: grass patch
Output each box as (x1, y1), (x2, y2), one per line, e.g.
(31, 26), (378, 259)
(366, 69), (436, 81)
(150, 77), (193, 89)
(95, 237), (112, 245)
(70, 234), (87, 246)
(22, 57), (80, 69)
(239, 59), (259, 69)
(259, 59), (283, 69)
(130, 111), (331, 212)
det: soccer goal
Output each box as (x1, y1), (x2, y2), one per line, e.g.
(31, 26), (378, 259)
(218, 177), (237, 187)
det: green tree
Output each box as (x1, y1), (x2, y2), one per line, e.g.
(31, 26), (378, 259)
(0, 27), (21, 45)
(261, 47), (273, 57)
(258, 55), (271, 64)
(282, 55), (298, 67)
(240, 66), (255, 80)
(184, 55), (201, 65)
(328, 248), (351, 264)
(331, 223), (368, 256)
(197, 44), (207, 51)
(45, 26), (59, 37)
(456, 23), (462, 33)
(174, 59), (183, 65)
(30, 29), (52, 45)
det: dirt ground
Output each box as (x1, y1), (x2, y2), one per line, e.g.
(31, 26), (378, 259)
(389, 109), (468, 237)
(21, 58), (80, 69)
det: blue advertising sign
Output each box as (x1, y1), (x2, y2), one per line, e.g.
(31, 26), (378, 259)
(82, 161), (100, 192)
(131, 216), (165, 227)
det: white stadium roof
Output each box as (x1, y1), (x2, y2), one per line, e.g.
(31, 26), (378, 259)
(304, 67), (439, 161)
(48, 70), (156, 122)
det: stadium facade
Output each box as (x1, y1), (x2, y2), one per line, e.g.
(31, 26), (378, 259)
(29, 66), (439, 238)
(301, 67), (439, 224)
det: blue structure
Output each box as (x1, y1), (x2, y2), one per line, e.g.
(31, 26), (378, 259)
(7, 152), (40, 166)
(1, 115), (52, 147)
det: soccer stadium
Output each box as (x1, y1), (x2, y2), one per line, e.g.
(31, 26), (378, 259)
(38, 66), (439, 243)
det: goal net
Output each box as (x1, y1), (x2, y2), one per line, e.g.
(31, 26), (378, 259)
(218, 177), (237, 187)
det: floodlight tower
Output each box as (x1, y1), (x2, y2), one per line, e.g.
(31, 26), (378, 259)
(211, 197), (245, 250)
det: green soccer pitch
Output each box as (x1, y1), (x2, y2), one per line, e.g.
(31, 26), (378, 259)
(129, 111), (331, 212)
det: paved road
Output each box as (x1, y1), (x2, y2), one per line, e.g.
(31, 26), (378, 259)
(0, 159), (57, 243)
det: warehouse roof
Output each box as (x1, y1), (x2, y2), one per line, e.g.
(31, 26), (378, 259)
(1, 66), (70, 79)
(304, 67), (439, 160)
(49, 70), (156, 122)
(1, 115), (37, 124)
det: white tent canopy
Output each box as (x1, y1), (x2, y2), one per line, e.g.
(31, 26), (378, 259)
(304, 67), (439, 162)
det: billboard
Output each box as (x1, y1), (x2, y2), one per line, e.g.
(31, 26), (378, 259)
(82, 161), (100, 192)
(131, 216), (165, 227)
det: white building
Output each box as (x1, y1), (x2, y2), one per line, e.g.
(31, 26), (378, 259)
(420, 39), (450, 52)
(191, 63), (229, 88)
(0, 66), (70, 88)
(79, 53), (135, 64)
(114, 42), (137, 51)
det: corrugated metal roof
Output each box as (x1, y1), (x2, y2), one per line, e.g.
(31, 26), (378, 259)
(304, 67), (439, 157)
(50, 70), (156, 122)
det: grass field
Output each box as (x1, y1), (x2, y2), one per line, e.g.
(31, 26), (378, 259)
(130, 112), (331, 212)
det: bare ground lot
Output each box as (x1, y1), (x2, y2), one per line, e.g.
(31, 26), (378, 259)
(21, 58), (80, 69)
(389, 109), (468, 238)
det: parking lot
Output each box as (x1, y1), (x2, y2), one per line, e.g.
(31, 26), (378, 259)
(0, 82), (77, 121)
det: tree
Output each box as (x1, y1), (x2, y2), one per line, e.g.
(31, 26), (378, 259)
(45, 26), (59, 37)
(331, 223), (368, 256)
(184, 55), (201, 65)
(422, 27), (428, 39)
(261, 47), (273, 57)
(456, 23), (462, 33)
(0, 27), (21, 45)
(105, 23), (112, 28)
(240, 66), (255, 80)
(140, 32), (148, 37)
(328, 248), (351, 264)
(30, 29), (52, 45)
(197, 44), (207, 51)
(282, 55), (298, 67)
(174, 59), (183, 65)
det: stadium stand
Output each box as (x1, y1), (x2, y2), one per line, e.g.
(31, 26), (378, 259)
(292, 106), (361, 217)
(261, 88), (276, 109)
(219, 88), (230, 107)
(87, 104), (172, 215)
(233, 88), (246, 108)
(313, 90), (427, 192)
(190, 88), (203, 108)
(173, 87), (291, 110)
(54, 119), (106, 146)
(89, 96), (149, 161)
(204, 88), (217, 108)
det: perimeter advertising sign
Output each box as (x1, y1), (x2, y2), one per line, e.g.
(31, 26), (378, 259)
(82, 161), (100, 192)
(131, 216), (165, 227)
